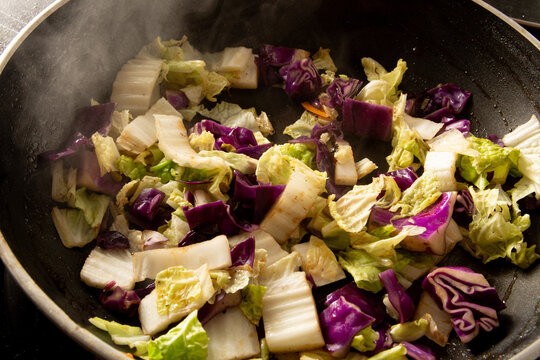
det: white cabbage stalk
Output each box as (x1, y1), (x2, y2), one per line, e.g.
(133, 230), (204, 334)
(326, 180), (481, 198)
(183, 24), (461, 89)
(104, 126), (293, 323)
(50, 160), (76, 203)
(204, 306), (260, 360)
(355, 158), (378, 180)
(116, 98), (181, 154)
(292, 236), (346, 287)
(502, 114), (540, 154)
(110, 57), (163, 116)
(262, 272), (325, 353)
(91, 132), (120, 176)
(427, 129), (479, 157)
(260, 160), (326, 243)
(127, 229), (143, 253)
(414, 291), (453, 346)
(80, 247), (135, 289)
(109, 213), (130, 236)
(154, 113), (230, 171)
(109, 110), (130, 140)
(228, 229), (289, 266)
(51, 207), (96, 248)
(132, 234), (232, 281)
(328, 175), (386, 233)
(258, 252), (302, 286)
(228, 53), (258, 89)
(138, 264), (214, 335)
(199, 150), (258, 174)
(256, 112), (274, 136)
(404, 114), (444, 140)
(444, 218), (463, 254)
(423, 151), (458, 192)
(214, 47), (254, 72)
(181, 85), (205, 105)
(334, 140), (358, 186)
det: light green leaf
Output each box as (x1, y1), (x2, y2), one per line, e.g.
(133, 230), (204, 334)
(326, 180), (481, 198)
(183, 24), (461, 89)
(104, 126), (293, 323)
(239, 284), (267, 325)
(338, 248), (388, 293)
(147, 310), (208, 360)
(389, 171), (441, 219)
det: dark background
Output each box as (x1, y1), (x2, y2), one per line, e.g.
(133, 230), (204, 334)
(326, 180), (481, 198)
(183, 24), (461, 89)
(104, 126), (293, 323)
(0, 2), (538, 359)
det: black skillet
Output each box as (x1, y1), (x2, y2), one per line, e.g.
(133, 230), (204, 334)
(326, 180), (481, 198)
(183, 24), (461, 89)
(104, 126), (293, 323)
(0, 0), (538, 359)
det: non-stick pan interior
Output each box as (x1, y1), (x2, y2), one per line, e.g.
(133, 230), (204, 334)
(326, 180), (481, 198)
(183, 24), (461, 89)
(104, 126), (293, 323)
(0, 0), (538, 358)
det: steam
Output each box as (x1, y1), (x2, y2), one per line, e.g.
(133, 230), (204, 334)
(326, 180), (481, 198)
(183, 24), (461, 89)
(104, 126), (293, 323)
(10, 0), (322, 156)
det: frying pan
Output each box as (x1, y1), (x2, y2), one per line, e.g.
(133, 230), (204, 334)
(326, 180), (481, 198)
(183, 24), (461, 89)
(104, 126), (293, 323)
(0, 0), (538, 359)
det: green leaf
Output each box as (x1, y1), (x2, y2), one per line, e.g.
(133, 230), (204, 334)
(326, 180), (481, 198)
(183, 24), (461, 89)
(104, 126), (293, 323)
(278, 143), (317, 169)
(367, 344), (407, 360)
(71, 188), (110, 228)
(464, 186), (539, 268)
(256, 145), (292, 185)
(239, 284), (267, 325)
(147, 310), (208, 360)
(389, 316), (429, 342)
(116, 155), (147, 180)
(389, 171), (441, 219)
(351, 326), (379, 352)
(338, 248), (387, 293)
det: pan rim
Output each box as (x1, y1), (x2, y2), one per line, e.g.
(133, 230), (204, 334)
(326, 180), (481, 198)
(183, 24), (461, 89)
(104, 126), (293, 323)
(0, 0), (538, 359)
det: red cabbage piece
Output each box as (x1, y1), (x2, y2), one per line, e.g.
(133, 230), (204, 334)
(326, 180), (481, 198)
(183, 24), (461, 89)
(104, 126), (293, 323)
(279, 58), (323, 101)
(40, 132), (92, 161)
(324, 282), (386, 326)
(198, 291), (242, 325)
(292, 121), (351, 199)
(256, 44), (297, 86)
(192, 120), (264, 158)
(99, 281), (154, 317)
(143, 231), (169, 250)
(453, 189), (475, 227)
(421, 267), (505, 344)
(235, 143), (273, 159)
(427, 83), (471, 115)
(342, 98), (393, 142)
(40, 102), (116, 161)
(125, 205), (173, 231)
(401, 341), (436, 360)
(230, 171), (285, 224)
(487, 134), (505, 147)
(423, 105), (454, 123)
(379, 269), (415, 323)
(385, 167), (418, 191)
(76, 150), (125, 196)
(437, 119), (471, 136)
(374, 325), (393, 353)
(178, 230), (208, 247)
(325, 77), (363, 108)
(230, 237), (255, 267)
(311, 121), (344, 141)
(259, 44), (296, 66)
(97, 230), (130, 249)
(164, 89), (189, 110)
(214, 127), (258, 151)
(370, 192), (457, 256)
(182, 200), (255, 238)
(131, 188), (166, 221)
(320, 296), (376, 357)
(409, 84), (470, 118)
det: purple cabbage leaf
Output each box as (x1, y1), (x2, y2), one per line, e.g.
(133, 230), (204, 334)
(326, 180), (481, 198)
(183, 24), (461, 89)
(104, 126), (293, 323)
(421, 266), (506, 343)
(279, 58), (323, 101)
(342, 97), (393, 142)
(379, 269), (415, 323)
(319, 296), (376, 357)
